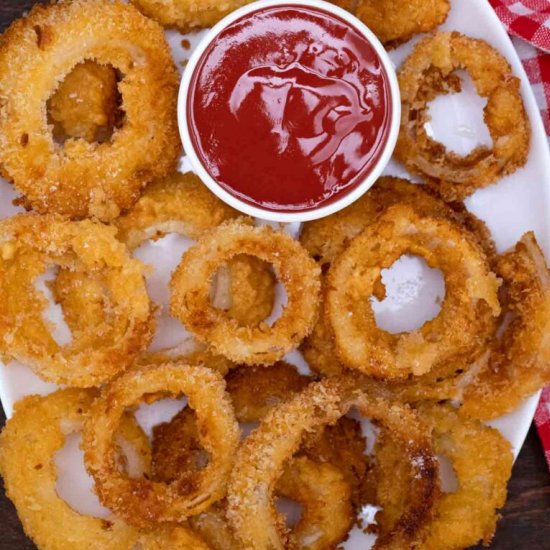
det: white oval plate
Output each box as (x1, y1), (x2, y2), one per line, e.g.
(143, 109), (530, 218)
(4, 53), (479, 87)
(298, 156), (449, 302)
(0, 0), (549, 546)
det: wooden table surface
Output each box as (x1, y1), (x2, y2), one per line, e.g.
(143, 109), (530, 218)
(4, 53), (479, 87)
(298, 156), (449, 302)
(0, 1), (549, 549)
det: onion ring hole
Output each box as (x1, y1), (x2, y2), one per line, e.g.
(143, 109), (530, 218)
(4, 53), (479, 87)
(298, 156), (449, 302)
(371, 255), (446, 334)
(425, 71), (492, 157)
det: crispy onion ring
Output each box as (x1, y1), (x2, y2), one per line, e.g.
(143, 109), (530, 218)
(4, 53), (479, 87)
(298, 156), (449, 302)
(0, 389), (150, 549)
(82, 362), (240, 528)
(301, 177), (497, 379)
(48, 61), (120, 144)
(459, 232), (550, 419)
(116, 171), (277, 328)
(170, 221), (321, 365)
(226, 377), (439, 550)
(0, 0), (180, 221)
(0, 214), (155, 387)
(356, 0), (450, 47)
(325, 204), (501, 378)
(395, 32), (530, 202)
(369, 405), (512, 548)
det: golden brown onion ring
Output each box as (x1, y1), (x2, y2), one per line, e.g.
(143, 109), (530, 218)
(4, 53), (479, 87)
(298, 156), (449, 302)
(300, 177), (497, 379)
(0, 214), (155, 387)
(170, 221), (321, 365)
(395, 32), (530, 202)
(0, 0), (180, 220)
(48, 61), (120, 144)
(226, 377), (439, 550)
(460, 232), (550, 419)
(82, 362), (240, 528)
(369, 405), (512, 548)
(356, 0), (450, 47)
(325, 204), (501, 378)
(0, 389), (149, 549)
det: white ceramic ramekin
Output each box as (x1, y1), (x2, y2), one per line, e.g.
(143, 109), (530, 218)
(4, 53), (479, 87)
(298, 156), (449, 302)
(178, 0), (401, 223)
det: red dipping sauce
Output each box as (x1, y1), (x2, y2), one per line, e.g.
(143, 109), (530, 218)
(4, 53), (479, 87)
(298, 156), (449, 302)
(187, 4), (393, 213)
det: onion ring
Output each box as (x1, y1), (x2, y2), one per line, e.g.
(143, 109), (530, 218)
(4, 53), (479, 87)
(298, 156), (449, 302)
(395, 32), (530, 202)
(0, 389), (149, 549)
(82, 362), (240, 528)
(301, 177), (497, 379)
(356, 0), (450, 47)
(169, 221), (321, 365)
(325, 204), (501, 378)
(48, 61), (120, 144)
(0, 0), (180, 221)
(0, 214), (155, 387)
(369, 405), (512, 548)
(459, 232), (550, 419)
(226, 377), (439, 550)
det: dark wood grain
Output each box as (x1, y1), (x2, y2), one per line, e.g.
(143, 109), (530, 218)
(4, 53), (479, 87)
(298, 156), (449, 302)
(0, 1), (549, 548)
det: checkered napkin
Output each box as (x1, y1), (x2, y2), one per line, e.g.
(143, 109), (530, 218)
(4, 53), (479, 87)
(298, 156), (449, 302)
(490, 1), (550, 467)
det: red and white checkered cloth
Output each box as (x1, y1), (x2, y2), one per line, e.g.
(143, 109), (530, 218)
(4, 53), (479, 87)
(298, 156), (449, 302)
(491, 0), (550, 52)
(490, 0), (550, 467)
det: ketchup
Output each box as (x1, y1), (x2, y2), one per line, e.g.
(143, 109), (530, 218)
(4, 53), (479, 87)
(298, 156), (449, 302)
(188, 4), (392, 212)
